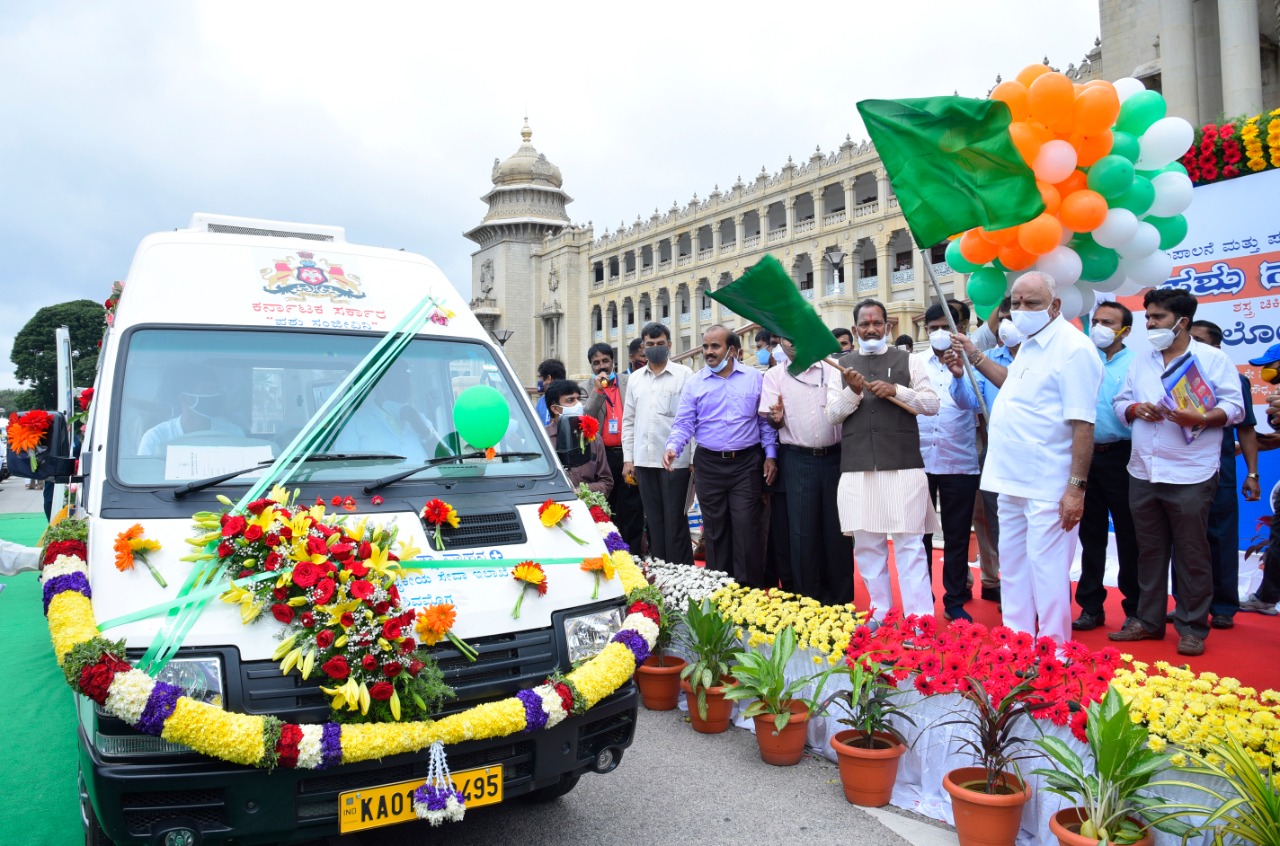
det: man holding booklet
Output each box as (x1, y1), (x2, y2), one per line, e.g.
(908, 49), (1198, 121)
(1109, 288), (1245, 657)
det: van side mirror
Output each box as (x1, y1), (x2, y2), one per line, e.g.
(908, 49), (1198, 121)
(6, 411), (76, 480)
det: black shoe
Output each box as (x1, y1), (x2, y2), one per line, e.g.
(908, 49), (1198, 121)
(1210, 614), (1235, 630)
(1072, 611), (1105, 631)
(981, 586), (1001, 603)
(943, 606), (973, 623)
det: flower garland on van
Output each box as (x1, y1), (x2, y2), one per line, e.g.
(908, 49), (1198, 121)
(41, 516), (653, 770)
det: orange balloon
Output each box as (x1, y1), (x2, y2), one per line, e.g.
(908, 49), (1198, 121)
(1054, 169), (1088, 197)
(1083, 79), (1112, 90)
(1073, 130), (1114, 167)
(1028, 72), (1076, 134)
(1037, 181), (1061, 215)
(1074, 84), (1120, 135)
(1015, 63), (1052, 87)
(1058, 189), (1108, 232)
(998, 241), (1037, 271)
(1009, 121), (1044, 166)
(1017, 213), (1063, 256)
(990, 80), (1029, 122)
(982, 225), (1020, 246)
(959, 229), (1000, 264)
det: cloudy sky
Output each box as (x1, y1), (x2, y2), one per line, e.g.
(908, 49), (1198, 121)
(0, 1), (1102, 390)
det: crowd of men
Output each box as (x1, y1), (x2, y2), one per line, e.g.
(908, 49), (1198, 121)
(535, 271), (1279, 657)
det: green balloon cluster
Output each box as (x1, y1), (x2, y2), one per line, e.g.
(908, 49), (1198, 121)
(966, 266), (1007, 320)
(452, 385), (510, 449)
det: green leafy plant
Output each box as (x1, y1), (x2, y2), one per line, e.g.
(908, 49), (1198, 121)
(937, 675), (1047, 795)
(575, 482), (612, 516)
(1032, 691), (1177, 844)
(722, 625), (832, 732)
(819, 658), (915, 749)
(674, 598), (739, 720)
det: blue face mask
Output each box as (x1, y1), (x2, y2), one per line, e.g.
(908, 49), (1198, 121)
(709, 356), (730, 373)
(756, 349), (771, 366)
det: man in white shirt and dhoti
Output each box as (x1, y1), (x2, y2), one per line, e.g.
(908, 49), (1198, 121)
(826, 299), (940, 625)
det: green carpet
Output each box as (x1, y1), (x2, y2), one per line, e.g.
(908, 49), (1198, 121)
(0, 513), (79, 846)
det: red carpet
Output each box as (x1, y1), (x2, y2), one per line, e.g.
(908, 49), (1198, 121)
(846, 546), (1280, 694)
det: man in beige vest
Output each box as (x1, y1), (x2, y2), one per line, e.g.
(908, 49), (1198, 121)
(826, 299), (940, 627)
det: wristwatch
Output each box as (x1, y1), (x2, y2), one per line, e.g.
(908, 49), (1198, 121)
(1067, 476), (1088, 490)
(1247, 473), (1261, 480)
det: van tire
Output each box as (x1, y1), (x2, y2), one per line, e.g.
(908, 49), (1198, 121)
(519, 774), (580, 803)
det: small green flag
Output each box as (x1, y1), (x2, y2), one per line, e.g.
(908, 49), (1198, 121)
(707, 255), (841, 375)
(856, 96), (1045, 248)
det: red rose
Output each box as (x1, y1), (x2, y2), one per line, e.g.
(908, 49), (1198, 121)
(239, 569), (254, 579)
(331, 495), (343, 506)
(340, 612), (355, 627)
(306, 536), (328, 557)
(243, 524), (264, 542)
(387, 585), (400, 604)
(407, 659), (424, 677)
(362, 654), (378, 671)
(383, 661), (402, 678)
(315, 523), (337, 538)
(273, 586), (289, 600)
(291, 561), (321, 588)
(222, 515), (247, 537)
(279, 526), (293, 539)
(346, 559), (369, 578)
(312, 578), (336, 604)
(349, 580), (374, 600)
(217, 541), (235, 559)
(400, 637), (416, 653)
(264, 552), (282, 571)
(300, 612), (315, 628)
(358, 541), (372, 559)
(369, 682), (394, 701)
(382, 620), (402, 640)
(78, 388), (94, 410)
(247, 498), (273, 515)
(374, 601), (391, 615)
(321, 656), (350, 680)
(264, 533), (281, 547)
(315, 629), (335, 649)
(272, 603), (295, 624)
(330, 543), (353, 561)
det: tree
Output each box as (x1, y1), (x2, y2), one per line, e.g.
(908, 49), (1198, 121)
(10, 299), (103, 408)
(0, 387), (37, 412)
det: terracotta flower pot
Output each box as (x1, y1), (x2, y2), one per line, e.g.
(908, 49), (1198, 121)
(634, 654), (686, 710)
(751, 701), (810, 766)
(680, 677), (734, 733)
(1048, 808), (1154, 846)
(942, 766), (1031, 846)
(829, 729), (906, 807)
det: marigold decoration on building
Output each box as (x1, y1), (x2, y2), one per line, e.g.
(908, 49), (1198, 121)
(415, 603), (478, 661)
(113, 524), (166, 588)
(420, 498), (459, 551)
(579, 555), (616, 600)
(6, 409), (53, 471)
(577, 415), (599, 452)
(511, 561), (548, 619)
(538, 498), (586, 545)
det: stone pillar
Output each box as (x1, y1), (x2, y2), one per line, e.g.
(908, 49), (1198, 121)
(1160, 0), (1200, 123)
(1218, 0), (1263, 118)
(877, 234), (894, 302)
(734, 214), (745, 246)
(785, 197), (796, 235)
(876, 168), (891, 210)
(843, 179), (855, 216)
(813, 189), (825, 231)
(712, 223), (722, 256)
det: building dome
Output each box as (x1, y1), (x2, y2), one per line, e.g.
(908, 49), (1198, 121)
(491, 118), (563, 188)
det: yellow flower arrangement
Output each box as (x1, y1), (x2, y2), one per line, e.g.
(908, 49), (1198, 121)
(709, 584), (866, 664)
(1242, 114), (1267, 172)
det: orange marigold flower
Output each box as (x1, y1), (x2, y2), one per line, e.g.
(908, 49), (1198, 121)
(6, 422), (44, 454)
(512, 561), (547, 594)
(113, 524), (145, 572)
(537, 500), (570, 528)
(415, 603), (458, 646)
(580, 557), (605, 573)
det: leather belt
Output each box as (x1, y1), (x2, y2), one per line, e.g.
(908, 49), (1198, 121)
(783, 444), (837, 457)
(1093, 441), (1128, 453)
(705, 446), (761, 459)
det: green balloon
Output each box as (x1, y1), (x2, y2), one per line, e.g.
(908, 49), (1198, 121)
(1076, 238), (1120, 282)
(945, 238), (981, 274)
(1147, 214), (1189, 250)
(966, 266), (1007, 308)
(1110, 131), (1140, 163)
(975, 300), (997, 321)
(1114, 89), (1167, 136)
(1112, 176), (1155, 215)
(452, 385), (510, 449)
(1086, 155), (1135, 199)
(1137, 161), (1189, 181)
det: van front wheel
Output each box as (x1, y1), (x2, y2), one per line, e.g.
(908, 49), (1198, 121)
(519, 774), (580, 803)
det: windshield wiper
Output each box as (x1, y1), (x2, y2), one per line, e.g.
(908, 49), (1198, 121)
(172, 453), (407, 499)
(362, 452), (543, 495)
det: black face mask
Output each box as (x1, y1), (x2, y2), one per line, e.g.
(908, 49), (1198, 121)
(645, 345), (670, 365)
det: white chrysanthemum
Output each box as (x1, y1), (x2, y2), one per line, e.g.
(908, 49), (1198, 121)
(104, 668), (157, 725)
(296, 724), (324, 769)
(42, 555), (89, 581)
(596, 522), (620, 538)
(537, 686), (567, 729)
(624, 615), (660, 647)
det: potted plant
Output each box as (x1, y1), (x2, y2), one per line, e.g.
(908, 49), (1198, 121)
(938, 675), (1041, 846)
(722, 625), (832, 766)
(674, 597), (739, 733)
(629, 585), (685, 710)
(820, 657), (915, 807)
(1033, 691), (1177, 846)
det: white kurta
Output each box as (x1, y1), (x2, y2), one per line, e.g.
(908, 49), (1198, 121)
(824, 352), (942, 536)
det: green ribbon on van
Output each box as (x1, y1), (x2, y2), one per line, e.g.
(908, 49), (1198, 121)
(137, 293), (449, 676)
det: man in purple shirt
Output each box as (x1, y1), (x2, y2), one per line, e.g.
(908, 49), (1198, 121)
(664, 325), (777, 586)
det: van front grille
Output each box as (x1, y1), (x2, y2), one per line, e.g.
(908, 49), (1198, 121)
(434, 509), (525, 549)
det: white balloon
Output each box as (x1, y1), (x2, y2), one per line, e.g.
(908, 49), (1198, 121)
(1036, 245), (1083, 286)
(1115, 221), (1160, 259)
(1059, 224), (1075, 246)
(1093, 208), (1139, 249)
(1113, 77), (1145, 103)
(1033, 140), (1078, 184)
(1148, 171), (1194, 216)
(1114, 277), (1145, 296)
(1058, 283), (1085, 320)
(1121, 250), (1175, 288)
(1091, 267), (1128, 293)
(1136, 117), (1195, 170)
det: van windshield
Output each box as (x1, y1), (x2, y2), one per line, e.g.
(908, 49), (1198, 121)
(113, 329), (552, 486)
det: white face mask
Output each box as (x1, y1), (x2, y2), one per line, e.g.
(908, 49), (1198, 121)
(1147, 327), (1177, 351)
(929, 329), (952, 352)
(998, 319), (1024, 348)
(1010, 307), (1051, 337)
(559, 403), (583, 418)
(1091, 325), (1118, 349)
(858, 335), (887, 355)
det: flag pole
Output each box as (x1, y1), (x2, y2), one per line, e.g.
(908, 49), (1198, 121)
(821, 357), (920, 416)
(920, 251), (991, 422)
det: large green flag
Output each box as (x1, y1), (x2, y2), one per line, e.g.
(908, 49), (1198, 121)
(856, 96), (1045, 248)
(707, 254), (840, 375)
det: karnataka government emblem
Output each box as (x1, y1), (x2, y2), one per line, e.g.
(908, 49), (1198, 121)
(261, 251), (367, 302)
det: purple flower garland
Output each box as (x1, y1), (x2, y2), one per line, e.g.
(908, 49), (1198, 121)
(515, 688), (548, 732)
(42, 572), (91, 614)
(603, 532), (628, 553)
(611, 629), (650, 665)
(136, 681), (184, 736)
(319, 722), (343, 770)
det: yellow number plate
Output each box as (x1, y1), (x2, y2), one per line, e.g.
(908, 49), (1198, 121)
(338, 764), (503, 833)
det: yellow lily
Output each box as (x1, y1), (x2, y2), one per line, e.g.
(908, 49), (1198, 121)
(390, 689), (402, 720)
(271, 634), (299, 661)
(397, 536), (423, 563)
(279, 646), (304, 676)
(300, 648), (316, 680)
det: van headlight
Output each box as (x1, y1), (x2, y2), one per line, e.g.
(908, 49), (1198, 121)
(563, 608), (623, 664)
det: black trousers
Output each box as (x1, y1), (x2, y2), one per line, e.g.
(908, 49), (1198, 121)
(1131, 474), (1218, 640)
(761, 450), (793, 592)
(1205, 478), (1241, 617)
(603, 446), (644, 554)
(635, 465), (693, 566)
(783, 446), (853, 605)
(1260, 485), (1280, 604)
(923, 473), (980, 611)
(693, 446), (764, 587)
(1076, 441), (1141, 619)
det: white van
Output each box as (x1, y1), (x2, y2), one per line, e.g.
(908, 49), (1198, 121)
(71, 215), (637, 845)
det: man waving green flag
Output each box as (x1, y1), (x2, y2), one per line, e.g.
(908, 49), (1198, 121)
(856, 96), (1045, 248)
